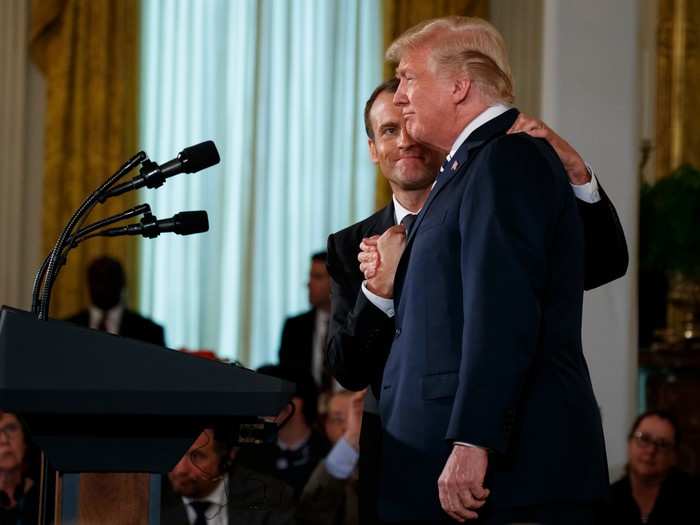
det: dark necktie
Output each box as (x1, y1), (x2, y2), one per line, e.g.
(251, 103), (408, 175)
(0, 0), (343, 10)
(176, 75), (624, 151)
(401, 213), (417, 235)
(190, 500), (211, 525)
(97, 312), (108, 332)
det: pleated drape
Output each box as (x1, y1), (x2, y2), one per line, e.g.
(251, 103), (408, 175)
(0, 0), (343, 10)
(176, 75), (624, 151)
(29, 0), (140, 318)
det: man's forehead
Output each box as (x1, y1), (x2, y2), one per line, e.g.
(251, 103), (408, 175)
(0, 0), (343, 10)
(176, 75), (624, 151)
(370, 92), (401, 125)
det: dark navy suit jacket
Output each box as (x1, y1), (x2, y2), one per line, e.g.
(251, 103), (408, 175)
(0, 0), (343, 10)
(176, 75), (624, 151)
(376, 109), (609, 521)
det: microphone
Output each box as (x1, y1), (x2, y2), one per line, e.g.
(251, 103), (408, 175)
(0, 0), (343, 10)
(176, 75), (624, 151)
(100, 211), (209, 238)
(103, 141), (220, 199)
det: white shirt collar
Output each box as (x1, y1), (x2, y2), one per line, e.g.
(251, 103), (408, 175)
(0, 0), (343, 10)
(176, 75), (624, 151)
(181, 474), (228, 521)
(447, 103), (511, 161)
(392, 194), (419, 225)
(88, 303), (124, 334)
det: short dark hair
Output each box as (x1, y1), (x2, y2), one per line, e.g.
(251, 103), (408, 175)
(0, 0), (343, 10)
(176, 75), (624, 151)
(629, 410), (681, 448)
(311, 251), (327, 264)
(256, 365), (319, 426)
(364, 77), (400, 140)
(87, 256), (125, 290)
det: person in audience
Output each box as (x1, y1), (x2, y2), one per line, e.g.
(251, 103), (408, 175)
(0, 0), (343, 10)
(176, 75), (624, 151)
(237, 366), (330, 498)
(278, 252), (333, 392)
(161, 427), (295, 525)
(297, 390), (365, 525)
(0, 412), (40, 525)
(605, 410), (700, 524)
(66, 256), (166, 345)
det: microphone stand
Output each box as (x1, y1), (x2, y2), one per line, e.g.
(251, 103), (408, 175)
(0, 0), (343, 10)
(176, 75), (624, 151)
(34, 152), (147, 525)
(30, 204), (152, 315)
(34, 151), (147, 319)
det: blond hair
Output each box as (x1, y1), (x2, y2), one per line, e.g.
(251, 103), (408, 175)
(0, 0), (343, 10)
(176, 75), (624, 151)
(386, 16), (514, 104)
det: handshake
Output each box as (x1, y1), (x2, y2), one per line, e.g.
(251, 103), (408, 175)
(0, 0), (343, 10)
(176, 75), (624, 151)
(357, 224), (410, 299)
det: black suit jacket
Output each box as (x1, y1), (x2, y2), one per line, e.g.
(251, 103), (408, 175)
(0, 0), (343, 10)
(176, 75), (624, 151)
(160, 465), (296, 525)
(278, 309), (317, 373)
(327, 109), (627, 521)
(66, 308), (166, 346)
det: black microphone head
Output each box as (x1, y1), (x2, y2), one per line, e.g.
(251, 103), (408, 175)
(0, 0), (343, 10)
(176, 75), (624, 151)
(173, 211), (209, 235)
(179, 141), (220, 173)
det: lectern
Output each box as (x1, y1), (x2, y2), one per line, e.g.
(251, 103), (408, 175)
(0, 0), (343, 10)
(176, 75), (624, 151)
(0, 306), (295, 524)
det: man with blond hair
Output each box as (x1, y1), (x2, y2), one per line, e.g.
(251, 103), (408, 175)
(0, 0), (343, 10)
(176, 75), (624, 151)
(361, 17), (616, 523)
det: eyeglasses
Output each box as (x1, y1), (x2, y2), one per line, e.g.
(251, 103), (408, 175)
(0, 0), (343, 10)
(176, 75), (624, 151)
(632, 431), (675, 452)
(0, 422), (21, 440)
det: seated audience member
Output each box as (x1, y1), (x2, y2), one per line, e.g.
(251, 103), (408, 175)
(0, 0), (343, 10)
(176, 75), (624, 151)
(0, 412), (40, 525)
(161, 428), (295, 525)
(278, 252), (333, 392)
(606, 410), (700, 524)
(297, 390), (365, 525)
(237, 366), (330, 498)
(66, 256), (165, 345)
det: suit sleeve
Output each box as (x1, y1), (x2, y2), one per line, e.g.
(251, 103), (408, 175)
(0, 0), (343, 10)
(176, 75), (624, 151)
(445, 136), (573, 453)
(577, 183), (629, 290)
(325, 233), (395, 391)
(278, 319), (294, 367)
(296, 462), (348, 525)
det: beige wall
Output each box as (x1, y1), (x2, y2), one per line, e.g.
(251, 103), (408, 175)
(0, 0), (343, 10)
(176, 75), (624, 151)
(0, 0), (45, 311)
(492, 0), (643, 477)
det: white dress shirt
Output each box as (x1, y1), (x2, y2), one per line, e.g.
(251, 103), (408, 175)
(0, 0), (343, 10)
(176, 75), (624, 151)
(181, 474), (229, 525)
(324, 436), (360, 480)
(88, 304), (124, 334)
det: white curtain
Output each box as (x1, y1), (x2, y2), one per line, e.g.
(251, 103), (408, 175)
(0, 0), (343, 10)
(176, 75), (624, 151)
(138, 0), (381, 366)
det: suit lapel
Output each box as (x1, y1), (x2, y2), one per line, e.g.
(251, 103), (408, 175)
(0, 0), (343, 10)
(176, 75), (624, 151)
(369, 201), (396, 235)
(394, 108), (520, 307)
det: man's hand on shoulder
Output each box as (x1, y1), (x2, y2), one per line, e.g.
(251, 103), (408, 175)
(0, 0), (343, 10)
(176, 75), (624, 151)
(438, 445), (490, 522)
(357, 225), (407, 299)
(508, 112), (591, 186)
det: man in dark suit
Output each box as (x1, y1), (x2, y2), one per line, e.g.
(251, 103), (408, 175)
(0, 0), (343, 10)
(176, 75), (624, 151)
(161, 428), (295, 525)
(327, 72), (627, 522)
(329, 17), (628, 524)
(66, 256), (165, 345)
(279, 252), (333, 390)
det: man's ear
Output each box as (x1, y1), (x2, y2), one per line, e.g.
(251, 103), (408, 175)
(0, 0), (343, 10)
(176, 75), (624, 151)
(368, 138), (379, 164)
(452, 76), (471, 105)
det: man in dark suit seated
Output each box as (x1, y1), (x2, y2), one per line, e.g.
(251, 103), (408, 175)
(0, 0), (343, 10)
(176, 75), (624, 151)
(66, 256), (165, 346)
(278, 252), (333, 391)
(297, 389), (366, 525)
(236, 366), (330, 499)
(161, 428), (295, 525)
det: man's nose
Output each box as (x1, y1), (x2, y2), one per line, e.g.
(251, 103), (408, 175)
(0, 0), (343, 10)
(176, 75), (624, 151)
(398, 125), (416, 148)
(393, 83), (408, 105)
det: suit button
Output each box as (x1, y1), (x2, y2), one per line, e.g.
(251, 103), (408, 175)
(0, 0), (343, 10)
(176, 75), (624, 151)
(394, 328), (401, 337)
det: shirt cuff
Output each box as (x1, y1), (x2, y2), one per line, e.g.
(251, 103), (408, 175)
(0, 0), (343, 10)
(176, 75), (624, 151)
(570, 164), (601, 204)
(454, 441), (488, 451)
(361, 281), (395, 318)
(324, 437), (359, 480)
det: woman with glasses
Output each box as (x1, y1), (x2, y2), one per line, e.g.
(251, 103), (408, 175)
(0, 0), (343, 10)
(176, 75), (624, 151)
(0, 412), (39, 525)
(605, 410), (700, 524)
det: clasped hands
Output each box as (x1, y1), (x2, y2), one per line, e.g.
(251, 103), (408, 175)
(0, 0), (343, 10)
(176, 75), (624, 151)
(358, 224), (407, 298)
